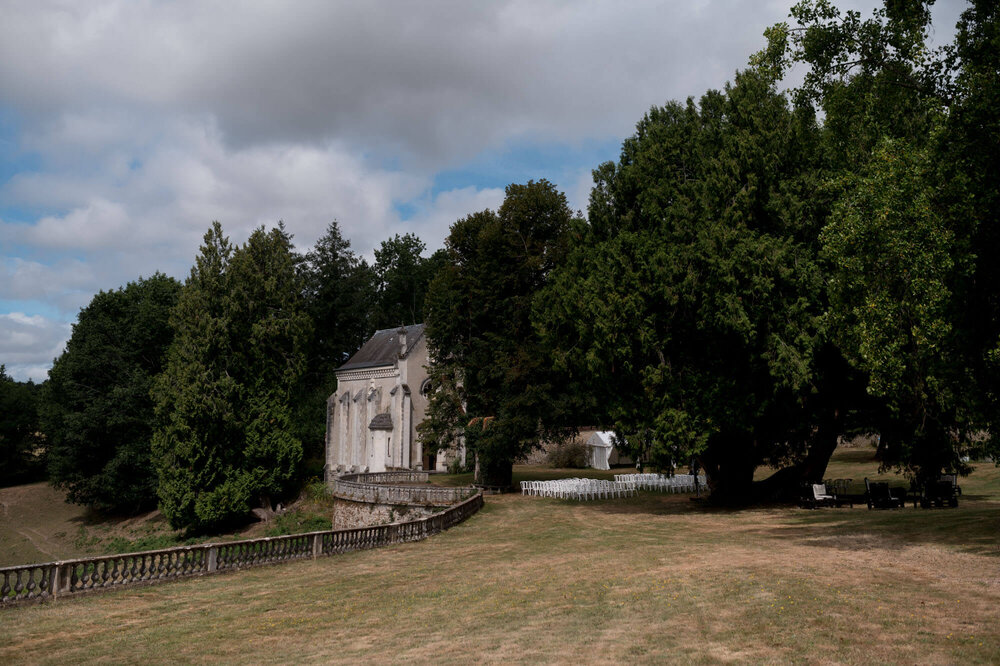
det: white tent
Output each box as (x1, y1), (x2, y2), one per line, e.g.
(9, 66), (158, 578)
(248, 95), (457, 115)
(585, 431), (617, 470)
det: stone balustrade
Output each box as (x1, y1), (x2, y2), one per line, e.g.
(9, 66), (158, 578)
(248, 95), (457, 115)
(332, 473), (477, 506)
(350, 471), (429, 484)
(0, 492), (483, 607)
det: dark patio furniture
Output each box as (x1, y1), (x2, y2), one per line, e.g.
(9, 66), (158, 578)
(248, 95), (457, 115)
(919, 474), (961, 508)
(864, 477), (905, 509)
(827, 478), (854, 507)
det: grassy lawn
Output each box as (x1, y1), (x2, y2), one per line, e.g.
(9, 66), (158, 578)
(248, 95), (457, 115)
(2, 448), (997, 664)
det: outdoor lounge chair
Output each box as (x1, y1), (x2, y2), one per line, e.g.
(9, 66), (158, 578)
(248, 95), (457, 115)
(919, 474), (961, 508)
(864, 478), (906, 509)
(800, 483), (836, 509)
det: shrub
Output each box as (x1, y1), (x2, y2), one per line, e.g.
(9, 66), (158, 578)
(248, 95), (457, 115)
(546, 439), (589, 468)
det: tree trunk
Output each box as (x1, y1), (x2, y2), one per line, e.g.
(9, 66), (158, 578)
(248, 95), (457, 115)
(476, 455), (513, 488)
(700, 435), (757, 506)
(752, 410), (842, 503)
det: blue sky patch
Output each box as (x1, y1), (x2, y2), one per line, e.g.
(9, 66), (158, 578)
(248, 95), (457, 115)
(430, 137), (622, 198)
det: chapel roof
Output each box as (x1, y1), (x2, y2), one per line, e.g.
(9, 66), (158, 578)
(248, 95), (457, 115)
(337, 323), (425, 372)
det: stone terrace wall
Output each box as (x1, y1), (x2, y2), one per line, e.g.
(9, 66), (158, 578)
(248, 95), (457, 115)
(331, 472), (476, 506)
(1, 492), (483, 608)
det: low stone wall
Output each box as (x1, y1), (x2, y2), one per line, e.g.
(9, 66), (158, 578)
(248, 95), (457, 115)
(332, 499), (438, 529)
(0, 492), (483, 608)
(331, 473), (476, 506)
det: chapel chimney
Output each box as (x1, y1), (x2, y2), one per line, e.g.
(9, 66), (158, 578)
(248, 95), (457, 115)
(397, 325), (407, 358)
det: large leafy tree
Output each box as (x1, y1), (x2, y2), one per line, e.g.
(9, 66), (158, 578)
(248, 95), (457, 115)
(535, 71), (844, 503)
(0, 367), (44, 487)
(759, 0), (1000, 476)
(421, 180), (578, 487)
(153, 223), (309, 531)
(42, 274), (180, 512)
(821, 138), (971, 477)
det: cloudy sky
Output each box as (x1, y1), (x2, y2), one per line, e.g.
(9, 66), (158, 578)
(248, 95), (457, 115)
(0, 0), (965, 381)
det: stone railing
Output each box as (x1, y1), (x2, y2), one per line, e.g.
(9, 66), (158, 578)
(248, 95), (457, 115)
(350, 471), (429, 484)
(0, 492), (483, 607)
(331, 473), (477, 506)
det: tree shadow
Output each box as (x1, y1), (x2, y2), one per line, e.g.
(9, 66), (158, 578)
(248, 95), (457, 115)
(756, 504), (1000, 557)
(536, 491), (1000, 557)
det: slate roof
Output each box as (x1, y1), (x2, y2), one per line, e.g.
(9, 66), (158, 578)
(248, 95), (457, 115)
(337, 324), (425, 372)
(368, 412), (393, 430)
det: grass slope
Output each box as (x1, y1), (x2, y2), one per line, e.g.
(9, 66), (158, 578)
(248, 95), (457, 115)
(0, 482), (337, 568)
(1, 450), (998, 664)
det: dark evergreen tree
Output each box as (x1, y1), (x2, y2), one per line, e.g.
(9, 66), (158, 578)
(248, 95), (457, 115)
(296, 221), (376, 457)
(420, 180), (578, 487)
(0, 367), (44, 487)
(153, 223), (309, 531)
(535, 72), (840, 503)
(42, 273), (180, 511)
(371, 233), (446, 330)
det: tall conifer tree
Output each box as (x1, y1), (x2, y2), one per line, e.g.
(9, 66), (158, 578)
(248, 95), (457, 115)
(153, 223), (309, 531)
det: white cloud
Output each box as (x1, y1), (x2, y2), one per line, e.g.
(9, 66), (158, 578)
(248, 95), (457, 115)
(0, 312), (71, 382)
(0, 258), (97, 309)
(3, 113), (432, 259)
(396, 186), (507, 257)
(0, 112), (505, 375)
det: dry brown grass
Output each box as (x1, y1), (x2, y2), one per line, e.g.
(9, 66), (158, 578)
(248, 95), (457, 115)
(0, 483), (92, 564)
(2, 450), (998, 664)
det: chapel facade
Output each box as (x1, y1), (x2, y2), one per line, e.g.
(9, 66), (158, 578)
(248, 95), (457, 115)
(324, 324), (462, 479)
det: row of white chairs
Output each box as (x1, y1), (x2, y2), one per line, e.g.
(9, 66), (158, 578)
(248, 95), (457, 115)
(613, 473), (707, 493)
(520, 478), (637, 500)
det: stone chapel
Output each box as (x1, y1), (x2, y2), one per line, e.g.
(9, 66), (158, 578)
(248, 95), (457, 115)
(324, 324), (462, 479)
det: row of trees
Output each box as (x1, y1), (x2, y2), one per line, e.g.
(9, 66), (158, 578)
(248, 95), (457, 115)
(419, 0), (999, 497)
(7, 221), (444, 531)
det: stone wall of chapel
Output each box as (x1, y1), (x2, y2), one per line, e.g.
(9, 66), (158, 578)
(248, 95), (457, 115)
(325, 333), (433, 478)
(403, 337), (430, 468)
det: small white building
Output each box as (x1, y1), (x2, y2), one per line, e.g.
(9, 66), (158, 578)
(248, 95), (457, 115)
(324, 324), (461, 479)
(585, 431), (633, 470)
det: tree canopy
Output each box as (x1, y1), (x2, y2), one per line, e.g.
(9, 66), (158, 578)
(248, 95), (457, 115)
(0, 366), (44, 487)
(43, 273), (180, 512)
(372, 233), (448, 331)
(531, 0), (999, 502)
(420, 180), (579, 486)
(535, 71), (842, 501)
(758, 0), (1000, 478)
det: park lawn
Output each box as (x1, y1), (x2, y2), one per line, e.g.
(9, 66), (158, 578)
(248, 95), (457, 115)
(1, 448), (998, 664)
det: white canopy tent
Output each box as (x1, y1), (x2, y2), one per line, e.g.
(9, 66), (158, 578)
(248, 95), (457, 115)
(585, 431), (619, 470)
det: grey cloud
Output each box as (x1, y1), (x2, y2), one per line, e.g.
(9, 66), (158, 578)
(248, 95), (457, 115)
(6, 0), (956, 170)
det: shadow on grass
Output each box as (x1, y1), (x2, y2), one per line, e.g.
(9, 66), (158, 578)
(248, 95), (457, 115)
(758, 503), (1000, 557)
(512, 485), (1000, 557)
